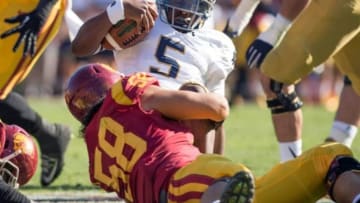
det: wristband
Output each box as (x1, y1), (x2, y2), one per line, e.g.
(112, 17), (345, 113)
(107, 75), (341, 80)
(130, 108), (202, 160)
(106, 0), (125, 25)
(228, 0), (260, 35)
(258, 14), (291, 45)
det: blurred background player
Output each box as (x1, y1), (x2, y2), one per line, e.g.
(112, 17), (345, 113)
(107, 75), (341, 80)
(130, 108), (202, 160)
(0, 0), (71, 186)
(246, 0), (360, 149)
(0, 121), (38, 203)
(224, 0), (306, 162)
(65, 63), (360, 203)
(224, 0), (360, 162)
(69, 0), (236, 154)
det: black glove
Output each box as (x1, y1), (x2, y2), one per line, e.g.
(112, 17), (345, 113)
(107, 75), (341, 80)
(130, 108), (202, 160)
(246, 38), (274, 69)
(0, 0), (58, 56)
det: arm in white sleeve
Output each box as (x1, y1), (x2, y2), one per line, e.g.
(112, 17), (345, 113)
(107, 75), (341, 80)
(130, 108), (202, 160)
(258, 13), (291, 45)
(227, 0), (260, 36)
(64, 9), (84, 42)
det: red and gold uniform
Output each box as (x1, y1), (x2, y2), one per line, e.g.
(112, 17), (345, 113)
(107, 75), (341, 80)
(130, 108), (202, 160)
(0, 0), (67, 99)
(261, 0), (360, 95)
(84, 72), (249, 202)
(84, 72), (353, 202)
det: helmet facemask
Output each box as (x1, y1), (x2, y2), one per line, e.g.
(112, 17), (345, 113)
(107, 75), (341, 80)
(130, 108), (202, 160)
(0, 124), (39, 187)
(157, 0), (215, 32)
(0, 151), (21, 188)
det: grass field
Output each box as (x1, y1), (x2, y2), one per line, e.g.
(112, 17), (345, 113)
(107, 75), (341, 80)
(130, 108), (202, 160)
(20, 97), (360, 201)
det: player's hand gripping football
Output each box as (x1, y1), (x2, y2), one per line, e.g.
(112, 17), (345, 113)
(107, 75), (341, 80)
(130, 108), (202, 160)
(0, 0), (57, 57)
(123, 0), (158, 33)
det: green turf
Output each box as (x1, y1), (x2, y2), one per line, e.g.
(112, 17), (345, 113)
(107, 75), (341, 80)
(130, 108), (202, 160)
(21, 98), (360, 195)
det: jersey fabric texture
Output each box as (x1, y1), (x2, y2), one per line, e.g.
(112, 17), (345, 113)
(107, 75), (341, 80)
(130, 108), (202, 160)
(0, 0), (67, 99)
(113, 19), (236, 96)
(84, 72), (201, 202)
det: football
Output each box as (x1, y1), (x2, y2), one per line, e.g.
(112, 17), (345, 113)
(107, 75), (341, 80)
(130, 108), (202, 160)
(101, 19), (148, 50)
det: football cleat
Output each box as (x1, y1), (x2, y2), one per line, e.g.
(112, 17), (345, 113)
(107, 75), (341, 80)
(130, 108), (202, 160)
(220, 171), (255, 203)
(37, 123), (71, 186)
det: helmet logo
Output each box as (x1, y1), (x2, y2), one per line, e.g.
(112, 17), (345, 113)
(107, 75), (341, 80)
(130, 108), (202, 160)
(13, 133), (33, 156)
(73, 98), (88, 110)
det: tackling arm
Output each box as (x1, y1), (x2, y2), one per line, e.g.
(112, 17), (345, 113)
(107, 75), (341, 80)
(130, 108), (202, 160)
(140, 85), (229, 122)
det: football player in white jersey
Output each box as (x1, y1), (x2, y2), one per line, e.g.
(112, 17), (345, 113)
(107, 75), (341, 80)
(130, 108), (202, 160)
(70, 0), (236, 154)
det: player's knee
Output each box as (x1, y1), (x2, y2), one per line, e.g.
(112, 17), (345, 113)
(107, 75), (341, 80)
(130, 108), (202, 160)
(265, 80), (303, 114)
(325, 153), (360, 201)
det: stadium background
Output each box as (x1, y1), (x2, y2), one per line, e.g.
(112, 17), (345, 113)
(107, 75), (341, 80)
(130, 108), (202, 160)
(10, 0), (358, 202)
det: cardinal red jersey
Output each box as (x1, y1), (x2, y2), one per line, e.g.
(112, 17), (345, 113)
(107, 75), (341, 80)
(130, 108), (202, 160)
(84, 72), (201, 203)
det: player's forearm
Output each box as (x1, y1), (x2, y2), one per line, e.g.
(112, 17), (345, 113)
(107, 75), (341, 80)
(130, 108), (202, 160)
(279, 0), (309, 21)
(162, 93), (229, 122)
(142, 87), (229, 122)
(226, 0), (260, 36)
(255, 0), (309, 45)
(72, 11), (112, 57)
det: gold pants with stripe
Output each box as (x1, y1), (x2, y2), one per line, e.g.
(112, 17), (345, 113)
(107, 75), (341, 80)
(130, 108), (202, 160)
(261, 0), (360, 95)
(168, 143), (352, 203)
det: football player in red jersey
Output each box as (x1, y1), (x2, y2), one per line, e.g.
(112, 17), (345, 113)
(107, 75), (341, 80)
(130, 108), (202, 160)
(0, 121), (38, 203)
(70, 0), (232, 155)
(64, 63), (360, 203)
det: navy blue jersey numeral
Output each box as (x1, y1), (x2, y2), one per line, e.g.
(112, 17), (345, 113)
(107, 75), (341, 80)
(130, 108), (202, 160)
(150, 36), (185, 78)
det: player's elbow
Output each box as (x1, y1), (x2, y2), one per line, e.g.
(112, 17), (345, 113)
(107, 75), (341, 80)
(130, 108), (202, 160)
(213, 99), (229, 122)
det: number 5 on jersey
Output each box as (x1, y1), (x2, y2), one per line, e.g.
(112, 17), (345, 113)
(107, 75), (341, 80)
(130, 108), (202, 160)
(150, 36), (185, 78)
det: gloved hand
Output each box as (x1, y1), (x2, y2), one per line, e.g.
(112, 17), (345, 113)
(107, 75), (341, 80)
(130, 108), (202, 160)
(246, 38), (274, 69)
(0, 0), (57, 57)
(246, 14), (291, 68)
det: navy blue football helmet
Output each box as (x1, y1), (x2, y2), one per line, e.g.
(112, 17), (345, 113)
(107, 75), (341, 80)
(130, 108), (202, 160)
(157, 0), (216, 32)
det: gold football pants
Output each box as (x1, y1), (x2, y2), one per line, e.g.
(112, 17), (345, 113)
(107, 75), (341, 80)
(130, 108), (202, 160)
(261, 0), (360, 95)
(168, 143), (351, 203)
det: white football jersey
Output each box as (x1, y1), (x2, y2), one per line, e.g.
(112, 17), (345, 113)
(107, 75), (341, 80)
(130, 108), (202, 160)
(113, 19), (235, 96)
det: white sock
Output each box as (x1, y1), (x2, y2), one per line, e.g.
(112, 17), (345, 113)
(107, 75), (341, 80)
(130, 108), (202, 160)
(328, 121), (358, 147)
(352, 193), (360, 203)
(279, 139), (302, 162)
